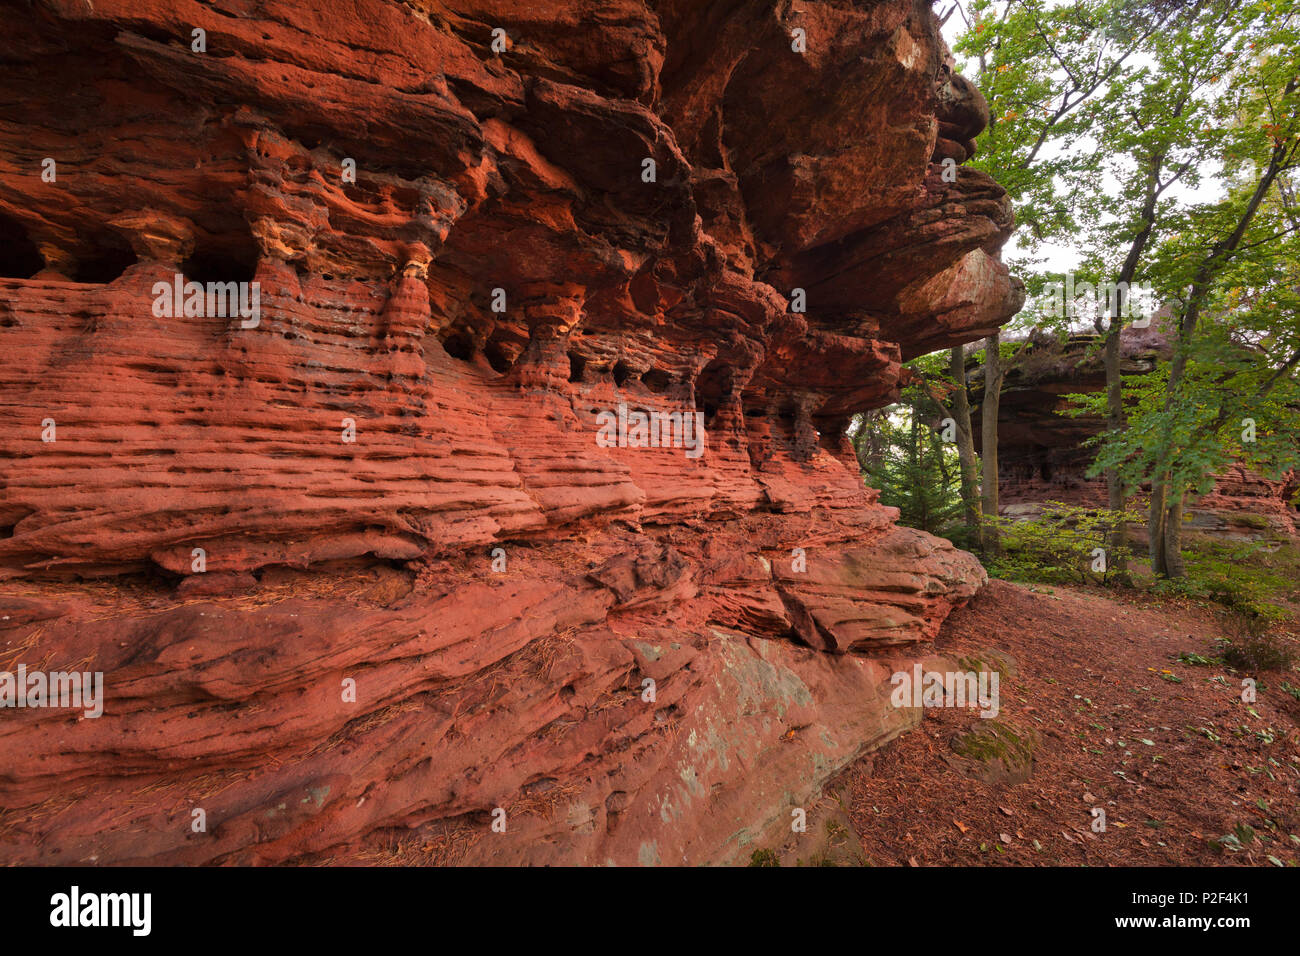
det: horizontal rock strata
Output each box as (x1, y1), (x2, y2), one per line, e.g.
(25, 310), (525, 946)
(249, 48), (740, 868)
(0, 0), (1015, 864)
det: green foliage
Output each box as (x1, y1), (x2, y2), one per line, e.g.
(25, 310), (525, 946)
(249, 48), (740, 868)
(853, 363), (971, 542)
(983, 502), (1144, 585)
(956, 0), (1300, 578)
(955, 0), (1171, 255)
(861, 409), (965, 538)
(1077, 2), (1300, 557)
(748, 848), (780, 867)
(1153, 539), (1295, 623)
(1209, 822), (1258, 854)
(1080, 323), (1300, 506)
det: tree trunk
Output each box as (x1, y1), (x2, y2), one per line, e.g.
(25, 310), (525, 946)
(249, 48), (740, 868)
(980, 334), (1003, 555)
(909, 398), (922, 529)
(1102, 323), (1128, 569)
(850, 413), (867, 471)
(1100, 166), (1158, 572)
(1163, 493), (1186, 578)
(1149, 475), (1188, 578)
(1148, 476), (1167, 576)
(850, 411), (883, 475)
(852, 411), (883, 476)
(949, 345), (982, 546)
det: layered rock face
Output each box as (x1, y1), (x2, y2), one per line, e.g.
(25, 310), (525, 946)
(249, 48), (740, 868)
(971, 326), (1300, 540)
(0, 0), (1018, 865)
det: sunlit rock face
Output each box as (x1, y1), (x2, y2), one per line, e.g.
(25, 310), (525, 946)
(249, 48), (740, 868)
(0, 0), (1017, 865)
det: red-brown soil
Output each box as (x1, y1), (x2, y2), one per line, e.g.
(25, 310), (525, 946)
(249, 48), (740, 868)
(845, 580), (1300, 866)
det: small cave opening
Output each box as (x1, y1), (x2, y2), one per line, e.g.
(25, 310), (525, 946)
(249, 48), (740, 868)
(612, 359), (633, 387)
(0, 213), (45, 279)
(815, 417), (842, 451)
(72, 229), (138, 283)
(182, 237), (259, 286)
(483, 337), (515, 374)
(642, 367), (672, 393)
(695, 358), (730, 427)
(1039, 461), (1053, 482)
(568, 350), (587, 382)
(440, 331), (475, 361)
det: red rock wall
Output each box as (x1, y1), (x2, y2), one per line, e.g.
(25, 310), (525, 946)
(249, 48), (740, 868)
(0, 0), (1018, 865)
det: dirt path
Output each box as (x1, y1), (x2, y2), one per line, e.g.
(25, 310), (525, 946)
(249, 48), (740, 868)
(845, 580), (1300, 866)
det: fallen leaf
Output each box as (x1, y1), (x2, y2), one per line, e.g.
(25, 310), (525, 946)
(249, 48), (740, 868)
(999, 833), (1012, 844)
(954, 820), (968, 833)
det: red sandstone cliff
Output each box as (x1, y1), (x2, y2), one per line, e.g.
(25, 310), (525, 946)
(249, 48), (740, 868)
(0, 0), (1021, 865)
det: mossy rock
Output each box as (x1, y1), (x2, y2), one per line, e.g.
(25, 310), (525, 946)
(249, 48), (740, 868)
(754, 788), (870, 867)
(956, 648), (1020, 679)
(951, 720), (1037, 784)
(1228, 513), (1271, 530)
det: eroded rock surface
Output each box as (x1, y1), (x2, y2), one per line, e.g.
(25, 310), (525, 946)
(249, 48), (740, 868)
(0, 0), (1015, 865)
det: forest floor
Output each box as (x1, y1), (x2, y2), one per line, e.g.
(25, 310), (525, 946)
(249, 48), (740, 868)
(842, 579), (1300, 866)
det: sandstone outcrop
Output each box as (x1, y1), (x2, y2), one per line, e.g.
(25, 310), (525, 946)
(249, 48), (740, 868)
(970, 325), (1299, 541)
(0, 0), (1018, 864)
